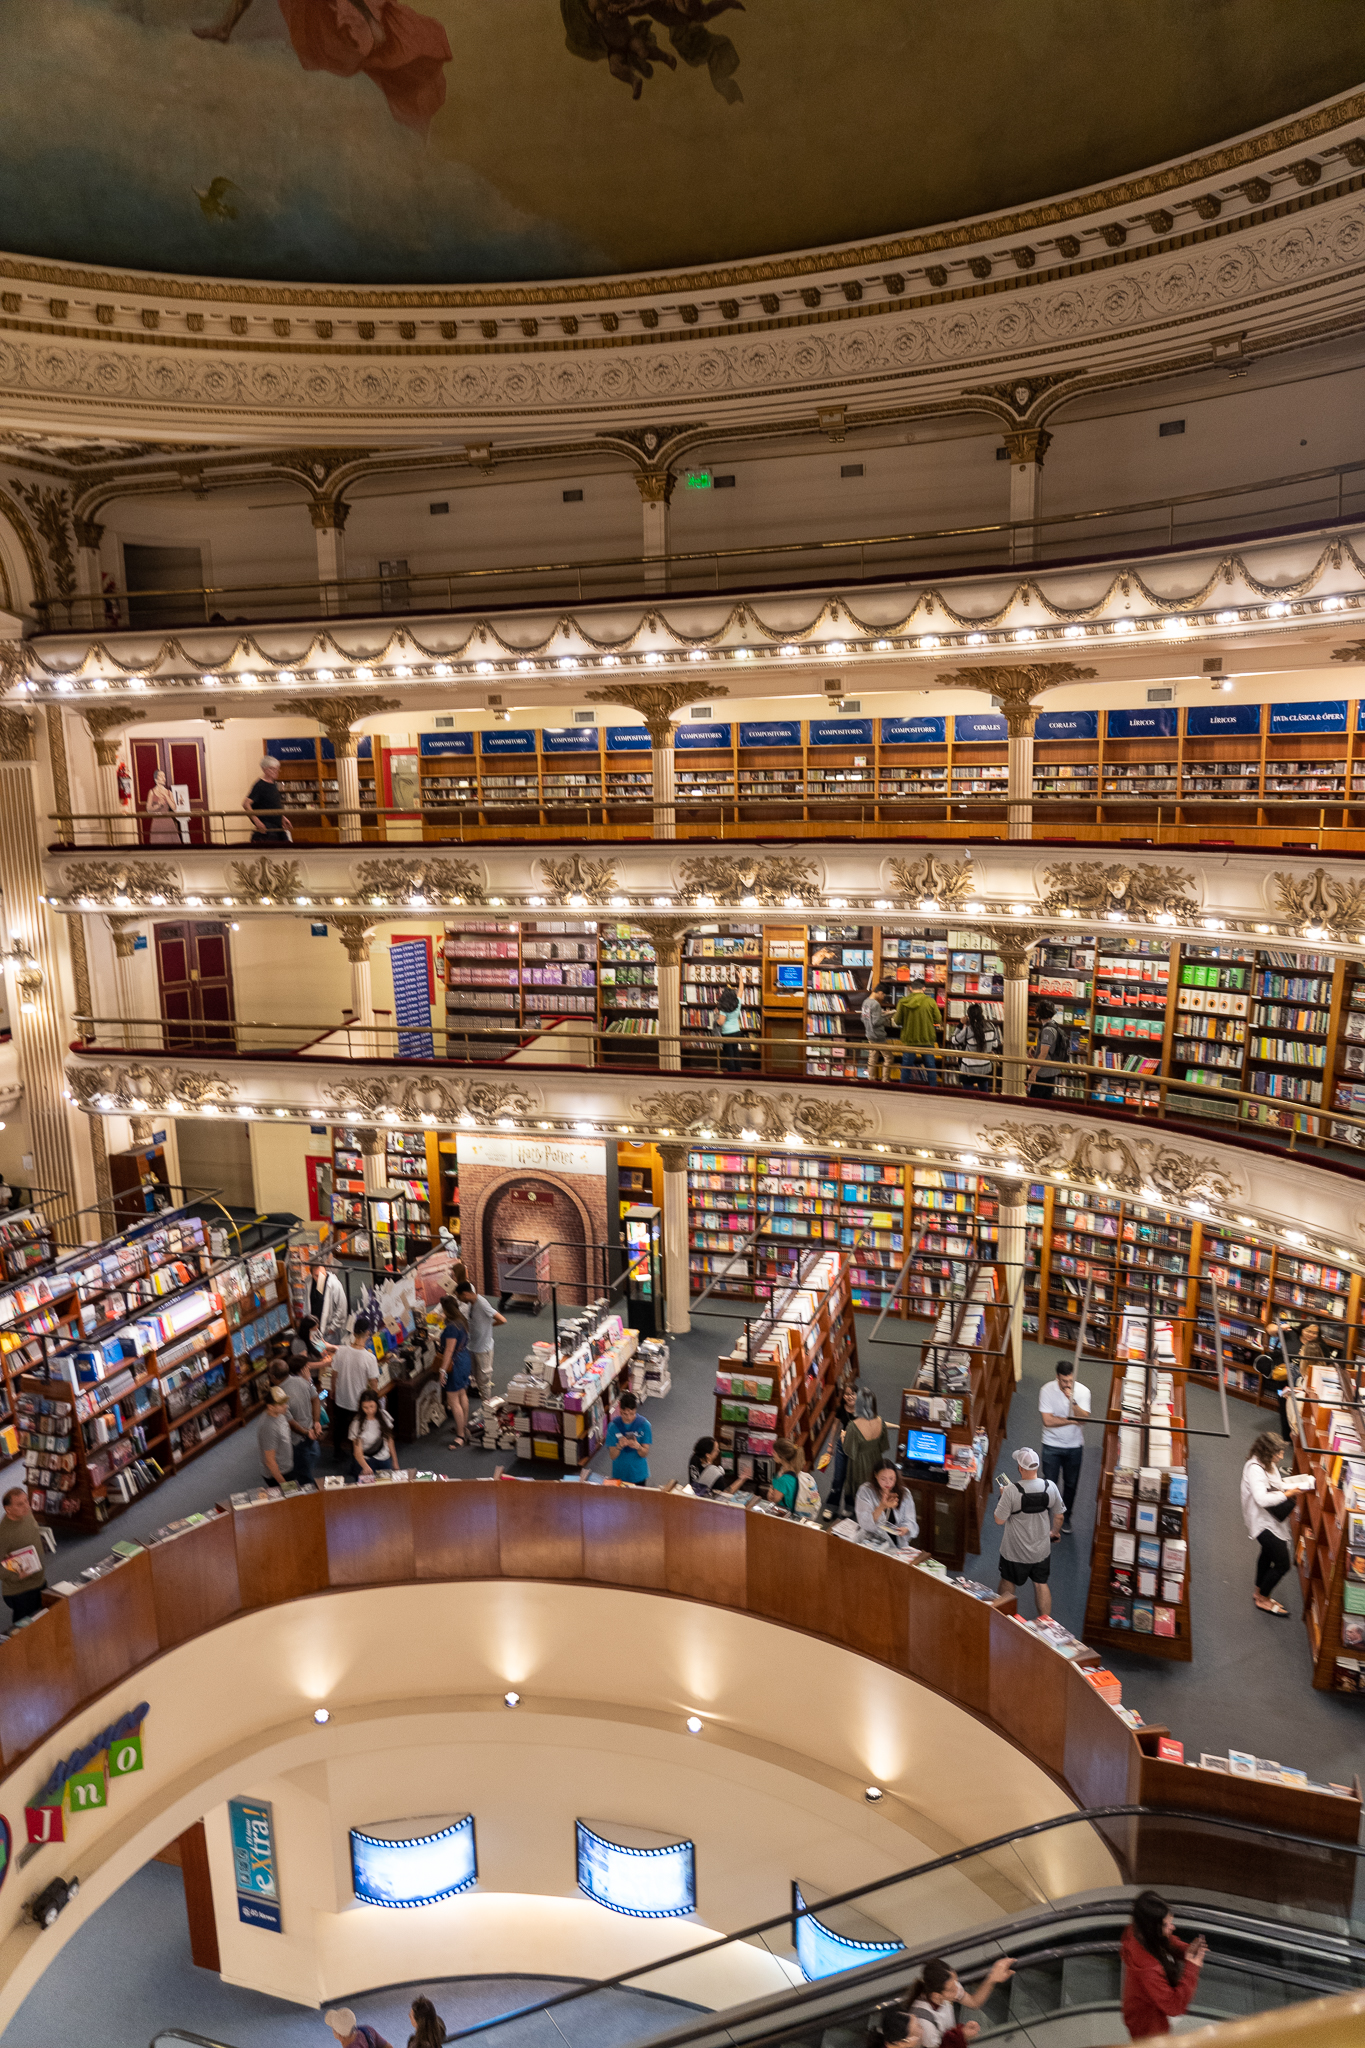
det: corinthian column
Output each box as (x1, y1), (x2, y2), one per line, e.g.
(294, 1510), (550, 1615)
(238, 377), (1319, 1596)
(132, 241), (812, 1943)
(935, 662), (1096, 843)
(585, 680), (723, 843)
(73, 517), (105, 635)
(987, 927), (1037, 1098)
(105, 914), (143, 1050)
(635, 469), (675, 591)
(631, 917), (685, 1070)
(983, 1174), (1028, 1379)
(82, 705), (146, 846)
(333, 915), (377, 1043)
(656, 1139), (692, 1334)
(1004, 425), (1051, 563)
(283, 693), (399, 845)
(0, 707), (82, 1210)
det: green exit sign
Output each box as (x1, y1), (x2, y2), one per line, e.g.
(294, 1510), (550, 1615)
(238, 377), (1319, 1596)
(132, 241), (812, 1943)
(684, 469), (712, 490)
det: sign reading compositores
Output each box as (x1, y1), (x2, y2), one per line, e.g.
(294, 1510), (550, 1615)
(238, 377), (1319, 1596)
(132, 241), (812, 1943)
(456, 1133), (606, 1177)
(419, 731), (475, 757)
(541, 727), (600, 753)
(605, 726), (651, 751)
(230, 1795), (282, 1932)
(880, 716), (946, 744)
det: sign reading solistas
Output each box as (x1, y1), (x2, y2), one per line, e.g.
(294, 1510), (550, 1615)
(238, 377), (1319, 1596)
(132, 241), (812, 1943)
(454, 1134), (605, 1177)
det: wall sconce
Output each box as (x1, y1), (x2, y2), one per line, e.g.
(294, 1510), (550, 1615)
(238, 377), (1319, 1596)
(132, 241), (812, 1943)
(1, 936), (42, 1014)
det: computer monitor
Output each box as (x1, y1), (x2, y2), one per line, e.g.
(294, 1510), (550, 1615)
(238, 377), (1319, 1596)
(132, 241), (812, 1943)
(904, 1427), (948, 1467)
(775, 963), (805, 991)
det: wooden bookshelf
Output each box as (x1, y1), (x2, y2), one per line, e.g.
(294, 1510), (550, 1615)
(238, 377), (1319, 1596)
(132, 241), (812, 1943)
(901, 1263), (1015, 1566)
(712, 1246), (858, 1488)
(1290, 1359), (1365, 1692)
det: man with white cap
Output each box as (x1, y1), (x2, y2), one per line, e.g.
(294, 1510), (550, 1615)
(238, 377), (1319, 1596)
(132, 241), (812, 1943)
(324, 2010), (391, 2048)
(993, 1446), (1065, 1615)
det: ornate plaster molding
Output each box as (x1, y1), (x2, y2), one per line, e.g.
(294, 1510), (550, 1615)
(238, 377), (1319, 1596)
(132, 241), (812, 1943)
(321, 1074), (539, 1122)
(886, 853), (976, 911)
(1267, 865), (1365, 934)
(1038, 860), (1201, 920)
(64, 1062), (236, 1113)
(330, 914), (377, 964)
(80, 704), (146, 767)
(538, 853), (620, 905)
(628, 916), (687, 967)
(62, 858), (181, 905)
(0, 705), (34, 762)
(676, 854), (821, 907)
(283, 693), (401, 754)
(978, 1120), (1240, 1205)
(934, 660), (1098, 737)
(352, 857), (485, 904)
(630, 1086), (875, 1146)
(585, 678), (726, 746)
(229, 857), (303, 900)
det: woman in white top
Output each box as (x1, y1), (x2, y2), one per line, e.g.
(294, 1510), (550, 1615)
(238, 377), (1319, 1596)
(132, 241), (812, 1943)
(1240, 1428), (1307, 1616)
(348, 1389), (397, 1479)
(855, 1459), (919, 1545)
(908, 1954), (1015, 2047)
(951, 1002), (1002, 1092)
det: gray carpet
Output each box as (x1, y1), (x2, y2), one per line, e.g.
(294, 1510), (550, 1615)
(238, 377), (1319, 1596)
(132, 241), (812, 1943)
(1, 1863), (698, 2048)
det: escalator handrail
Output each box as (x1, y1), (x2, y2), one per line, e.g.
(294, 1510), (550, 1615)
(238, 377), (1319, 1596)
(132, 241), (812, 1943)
(437, 1803), (1365, 2044)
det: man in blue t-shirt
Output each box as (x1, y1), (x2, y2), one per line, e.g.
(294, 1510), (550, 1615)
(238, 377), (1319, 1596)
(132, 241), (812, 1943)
(605, 1388), (651, 1485)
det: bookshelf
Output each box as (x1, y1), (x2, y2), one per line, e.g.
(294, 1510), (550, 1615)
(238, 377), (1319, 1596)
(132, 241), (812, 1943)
(1030, 940), (1094, 1100)
(1243, 951), (1340, 1135)
(1291, 1360), (1365, 1692)
(687, 1147), (758, 1298)
(1089, 937), (1169, 1110)
(418, 735), (479, 818)
(901, 1264), (1014, 1567)
(505, 1309), (639, 1469)
(806, 924), (875, 1079)
(600, 923), (658, 1062)
(711, 1246), (858, 1489)
(681, 928), (762, 1063)
(907, 1167), (997, 1317)
(443, 918), (597, 1046)
(1082, 1340), (1193, 1662)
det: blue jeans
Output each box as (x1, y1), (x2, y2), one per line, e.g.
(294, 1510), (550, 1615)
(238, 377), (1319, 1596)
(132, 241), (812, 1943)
(824, 1440), (851, 1517)
(1041, 1444), (1083, 1520)
(291, 1436), (318, 1486)
(900, 1050), (937, 1085)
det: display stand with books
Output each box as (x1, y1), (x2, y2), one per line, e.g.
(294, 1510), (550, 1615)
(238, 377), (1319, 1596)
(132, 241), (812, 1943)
(1082, 1321), (1193, 1661)
(711, 1247), (858, 1492)
(899, 1263), (1014, 1569)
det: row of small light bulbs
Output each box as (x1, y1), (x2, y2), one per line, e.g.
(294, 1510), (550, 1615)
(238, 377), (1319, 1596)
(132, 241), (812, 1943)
(20, 594), (1360, 695)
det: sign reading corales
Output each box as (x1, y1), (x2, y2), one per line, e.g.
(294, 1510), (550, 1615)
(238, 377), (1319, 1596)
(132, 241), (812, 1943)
(953, 713), (1007, 743)
(1034, 710), (1098, 741)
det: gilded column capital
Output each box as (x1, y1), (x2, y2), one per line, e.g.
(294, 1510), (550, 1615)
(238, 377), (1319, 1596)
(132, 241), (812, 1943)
(73, 518), (105, 553)
(105, 913), (142, 960)
(634, 469), (676, 506)
(984, 927), (1037, 980)
(656, 1141), (690, 1174)
(284, 694), (400, 757)
(308, 499), (351, 533)
(81, 704), (147, 767)
(935, 661), (1096, 738)
(353, 1126), (387, 1159)
(1002, 426), (1053, 467)
(585, 680), (726, 749)
(629, 916), (688, 967)
(332, 914), (377, 963)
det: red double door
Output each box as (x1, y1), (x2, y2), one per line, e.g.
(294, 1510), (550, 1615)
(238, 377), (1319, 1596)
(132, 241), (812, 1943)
(154, 921), (235, 1051)
(130, 736), (209, 845)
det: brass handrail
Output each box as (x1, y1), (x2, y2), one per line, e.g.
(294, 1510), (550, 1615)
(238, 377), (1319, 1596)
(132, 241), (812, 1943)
(31, 455), (1365, 628)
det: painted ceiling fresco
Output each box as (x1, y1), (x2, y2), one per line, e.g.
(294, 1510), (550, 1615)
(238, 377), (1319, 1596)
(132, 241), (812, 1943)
(1, 1), (1363, 287)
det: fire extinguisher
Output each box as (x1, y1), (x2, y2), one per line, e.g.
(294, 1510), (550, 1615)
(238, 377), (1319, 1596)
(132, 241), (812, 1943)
(116, 759), (132, 808)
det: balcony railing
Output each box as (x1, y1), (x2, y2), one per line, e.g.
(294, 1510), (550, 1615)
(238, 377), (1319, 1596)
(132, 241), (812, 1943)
(67, 1019), (1365, 1166)
(32, 454), (1365, 631)
(44, 793), (1365, 852)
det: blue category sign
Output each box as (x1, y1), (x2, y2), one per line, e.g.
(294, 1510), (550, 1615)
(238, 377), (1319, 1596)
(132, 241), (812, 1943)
(1186, 704), (1263, 737)
(1107, 708), (1177, 738)
(881, 715), (947, 745)
(390, 939), (434, 1060)
(1034, 709), (1098, 741)
(480, 728), (536, 755)
(675, 723), (733, 749)
(1270, 699), (1347, 734)
(419, 730), (475, 757)
(541, 726), (600, 753)
(229, 1796), (281, 1933)
(133, 933), (148, 950)
(357, 736), (371, 762)
(310, 923), (328, 937)
(605, 725), (651, 751)
(810, 718), (873, 746)
(953, 712), (1007, 743)
(739, 720), (802, 748)
(265, 736), (322, 763)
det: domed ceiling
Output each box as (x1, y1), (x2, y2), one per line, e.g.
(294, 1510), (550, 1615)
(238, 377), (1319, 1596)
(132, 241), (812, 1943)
(4, 1), (1365, 287)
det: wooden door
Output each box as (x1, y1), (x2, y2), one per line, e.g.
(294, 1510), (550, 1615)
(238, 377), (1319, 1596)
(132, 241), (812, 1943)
(131, 737), (209, 845)
(155, 920), (236, 1052)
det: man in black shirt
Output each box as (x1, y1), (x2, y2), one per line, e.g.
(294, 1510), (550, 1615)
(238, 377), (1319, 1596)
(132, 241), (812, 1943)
(242, 755), (290, 845)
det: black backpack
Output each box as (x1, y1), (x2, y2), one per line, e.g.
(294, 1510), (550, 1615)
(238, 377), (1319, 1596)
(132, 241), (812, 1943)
(1009, 1482), (1051, 1516)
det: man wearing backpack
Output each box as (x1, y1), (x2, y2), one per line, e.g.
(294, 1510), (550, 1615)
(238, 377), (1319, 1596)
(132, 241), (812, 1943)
(1027, 999), (1068, 1100)
(893, 978), (941, 1085)
(993, 1446), (1064, 1615)
(860, 978), (896, 1081)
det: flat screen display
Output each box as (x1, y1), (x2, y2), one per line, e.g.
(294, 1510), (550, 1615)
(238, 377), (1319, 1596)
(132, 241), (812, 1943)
(793, 1884), (903, 1982)
(350, 1816), (477, 1909)
(904, 1427), (947, 1465)
(575, 1821), (696, 1919)
(775, 964), (805, 991)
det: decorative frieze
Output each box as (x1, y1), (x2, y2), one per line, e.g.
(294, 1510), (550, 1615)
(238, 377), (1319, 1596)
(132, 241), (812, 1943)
(64, 1063), (237, 1113)
(62, 859), (182, 906)
(352, 857), (485, 903)
(1039, 860), (1200, 920)
(320, 1074), (539, 1122)
(886, 853), (976, 911)
(539, 853), (620, 904)
(630, 1086), (875, 1146)
(977, 1120), (1239, 1205)
(1269, 865), (1365, 933)
(677, 854), (820, 907)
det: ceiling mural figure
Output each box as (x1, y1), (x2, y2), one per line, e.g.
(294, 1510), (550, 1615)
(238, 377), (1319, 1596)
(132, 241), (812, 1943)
(193, 0), (454, 137)
(563, 0), (745, 103)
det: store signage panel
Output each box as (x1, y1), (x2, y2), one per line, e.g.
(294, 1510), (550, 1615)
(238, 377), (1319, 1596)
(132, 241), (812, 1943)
(1034, 710), (1098, 741)
(880, 716), (946, 744)
(575, 1821), (696, 1919)
(793, 1882), (903, 1983)
(605, 726), (651, 751)
(350, 1817), (477, 1909)
(675, 723), (733, 749)
(541, 726), (600, 753)
(1185, 705), (1262, 737)
(419, 731), (475, 756)
(809, 719), (873, 747)
(456, 1133), (605, 1177)
(739, 721), (802, 748)
(1270, 700), (1347, 734)
(266, 737), (322, 763)
(953, 713), (1007, 743)
(479, 728), (537, 755)
(1107, 709), (1177, 738)
(229, 1795), (282, 1931)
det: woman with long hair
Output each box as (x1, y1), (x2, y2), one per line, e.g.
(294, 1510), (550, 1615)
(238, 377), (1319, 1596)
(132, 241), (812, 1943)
(1120, 1890), (1206, 2038)
(408, 1996), (446, 2048)
(686, 1435), (747, 1496)
(1240, 1428), (1309, 1617)
(907, 1954), (1015, 2046)
(951, 1001), (1001, 1092)
(438, 1292), (472, 1445)
(348, 1388), (397, 1479)
(855, 1457), (919, 1545)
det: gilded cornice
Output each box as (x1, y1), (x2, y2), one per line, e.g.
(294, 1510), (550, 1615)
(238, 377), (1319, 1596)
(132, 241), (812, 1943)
(1, 89), (1362, 310)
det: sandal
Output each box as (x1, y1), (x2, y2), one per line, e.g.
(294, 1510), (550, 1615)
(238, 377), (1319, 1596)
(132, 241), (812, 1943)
(1255, 1598), (1289, 1616)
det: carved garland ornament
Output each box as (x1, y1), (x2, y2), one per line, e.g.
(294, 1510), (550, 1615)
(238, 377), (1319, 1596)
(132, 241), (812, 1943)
(631, 1087), (875, 1146)
(230, 858), (302, 899)
(62, 860), (183, 906)
(322, 1075), (539, 1122)
(539, 853), (620, 904)
(978, 1120), (1238, 1205)
(1040, 860), (1200, 920)
(887, 854), (976, 911)
(352, 858), (485, 903)
(677, 855), (820, 906)
(65, 1064), (237, 1113)
(1269, 866), (1365, 933)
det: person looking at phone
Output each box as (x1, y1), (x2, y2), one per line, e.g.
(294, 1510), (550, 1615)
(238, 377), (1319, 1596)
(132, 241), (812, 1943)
(686, 1436), (748, 1496)
(606, 1387), (651, 1486)
(1120, 1890), (1206, 2038)
(0, 1486), (46, 1625)
(855, 1459), (919, 1545)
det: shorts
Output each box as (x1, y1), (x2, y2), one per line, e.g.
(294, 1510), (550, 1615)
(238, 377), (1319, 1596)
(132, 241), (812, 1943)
(999, 1552), (1051, 1586)
(444, 1358), (471, 1394)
